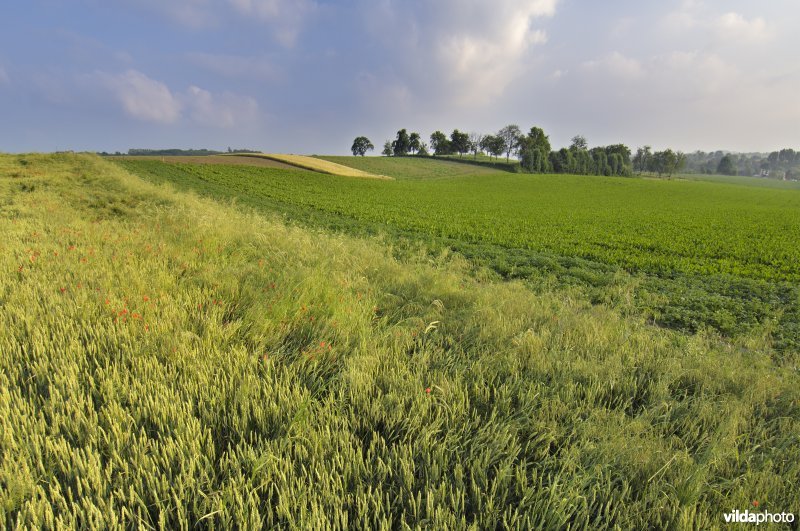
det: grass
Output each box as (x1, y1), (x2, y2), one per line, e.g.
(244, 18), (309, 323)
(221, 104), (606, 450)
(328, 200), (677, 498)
(2, 153), (798, 528)
(116, 158), (800, 352)
(234, 153), (391, 179)
(676, 173), (800, 190)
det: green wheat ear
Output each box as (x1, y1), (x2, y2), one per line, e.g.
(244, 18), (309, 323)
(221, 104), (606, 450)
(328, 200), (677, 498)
(0, 153), (797, 529)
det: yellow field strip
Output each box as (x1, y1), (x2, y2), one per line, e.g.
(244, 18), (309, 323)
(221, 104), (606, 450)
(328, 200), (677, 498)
(231, 153), (393, 180)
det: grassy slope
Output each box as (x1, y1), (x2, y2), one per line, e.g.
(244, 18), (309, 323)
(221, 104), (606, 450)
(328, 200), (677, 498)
(317, 155), (507, 180)
(3, 154), (799, 528)
(116, 159), (800, 351)
(237, 154), (390, 179)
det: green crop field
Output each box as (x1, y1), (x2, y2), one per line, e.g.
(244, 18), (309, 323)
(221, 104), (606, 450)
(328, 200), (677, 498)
(3, 154), (799, 529)
(116, 157), (800, 351)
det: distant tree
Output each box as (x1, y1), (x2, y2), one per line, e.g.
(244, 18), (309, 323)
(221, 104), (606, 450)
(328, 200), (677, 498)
(481, 135), (505, 160)
(417, 142), (430, 156)
(590, 147), (609, 175)
(409, 132), (421, 154)
(519, 127), (552, 173)
(632, 146), (652, 174)
(519, 142), (549, 172)
(381, 140), (393, 157)
(450, 129), (470, 157)
(717, 154), (737, 175)
(676, 152), (687, 174)
(392, 129), (411, 156)
(570, 135), (588, 151)
(430, 131), (451, 156)
(497, 124), (522, 162)
(351, 136), (374, 157)
(468, 132), (485, 159)
(605, 144), (632, 175)
(651, 149), (682, 178)
(568, 135), (591, 174)
(549, 148), (574, 173)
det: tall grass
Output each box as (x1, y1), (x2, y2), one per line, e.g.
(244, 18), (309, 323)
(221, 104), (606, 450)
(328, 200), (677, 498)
(1, 154), (798, 529)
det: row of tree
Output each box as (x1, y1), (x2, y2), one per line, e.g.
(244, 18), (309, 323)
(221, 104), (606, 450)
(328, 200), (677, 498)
(354, 126), (647, 177)
(683, 149), (800, 179)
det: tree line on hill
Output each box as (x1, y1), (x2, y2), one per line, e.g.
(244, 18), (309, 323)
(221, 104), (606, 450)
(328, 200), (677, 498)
(352, 126), (692, 177)
(98, 148), (261, 157)
(682, 149), (800, 180)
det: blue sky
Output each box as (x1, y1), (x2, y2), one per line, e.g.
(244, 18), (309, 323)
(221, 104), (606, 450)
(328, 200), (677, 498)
(1, 0), (798, 154)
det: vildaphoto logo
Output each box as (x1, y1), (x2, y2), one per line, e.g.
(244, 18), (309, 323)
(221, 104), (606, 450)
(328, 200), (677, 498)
(723, 501), (795, 525)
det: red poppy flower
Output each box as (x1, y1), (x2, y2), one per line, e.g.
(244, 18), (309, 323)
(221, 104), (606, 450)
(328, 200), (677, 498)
(425, 387), (431, 394)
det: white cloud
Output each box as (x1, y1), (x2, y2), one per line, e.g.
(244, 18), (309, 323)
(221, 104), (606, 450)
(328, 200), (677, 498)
(716, 12), (767, 41)
(96, 70), (182, 124)
(363, 0), (559, 107)
(182, 86), (260, 128)
(582, 52), (644, 81)
(92, 69), (259, 127)
(227, 0), (317, 47)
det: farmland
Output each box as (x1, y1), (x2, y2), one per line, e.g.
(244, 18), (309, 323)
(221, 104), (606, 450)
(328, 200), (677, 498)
(2, 153), (799, 528)
(116, 157), (800, 351)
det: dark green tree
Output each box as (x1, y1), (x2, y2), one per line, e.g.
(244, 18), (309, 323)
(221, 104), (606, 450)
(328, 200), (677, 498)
(717, 154), (737, 175)
(381, 140), (393, 157)
(590, 147), (609, 175)
(430, 131), (451, 156)
(450, 129), (470, 157)
(409, 132), (421, 154)
(351, 136), (374, 157)
(549, 148), (574, 173)
(519, 126), (552, 173)
(392, 129), (411, 156)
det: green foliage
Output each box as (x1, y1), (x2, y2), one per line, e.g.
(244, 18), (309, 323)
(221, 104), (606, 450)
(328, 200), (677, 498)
(717, 154), (738, 176)
(392, 129), (411, 156)
(449, 129), (470, 158)
(430, 131), (451, 156)
(350, 136), (374, 157)
(117, 157), (800, 350)
(3, 154), (799, 528)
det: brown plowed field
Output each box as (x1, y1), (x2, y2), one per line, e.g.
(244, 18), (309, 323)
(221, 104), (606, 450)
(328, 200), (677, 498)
(113, 155), (300, 170)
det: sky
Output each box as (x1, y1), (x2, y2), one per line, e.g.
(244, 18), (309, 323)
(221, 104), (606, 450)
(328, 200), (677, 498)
(1, 0), (798, 154)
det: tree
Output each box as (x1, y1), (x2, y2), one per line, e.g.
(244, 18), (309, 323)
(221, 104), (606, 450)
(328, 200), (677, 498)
(570, 135), (588, 151)
(605, 144), (632, 175)
(392, 129), (411, 156)
(549, 148), (574, 173)
(430, 131), (451, 156)
(351, 136), (374, 157)
(518, 126), (552, 173)
(497, 124), (522, 162)
(480, 135), (505, 160)
(652, 149), (682, 178)
(450, 129), (470, 157)
(632, 146), (652, 174)
(590, 147), (609, 175)
(417, 142), (430, 156)
(717, 154), (737, 175)
(469, 132), (485, 159)
(381, 140), (393, 157)
(409, 132), (421, 154)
